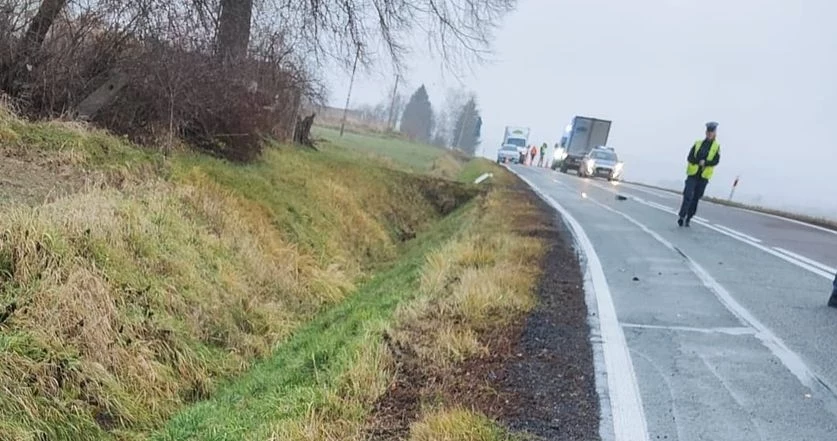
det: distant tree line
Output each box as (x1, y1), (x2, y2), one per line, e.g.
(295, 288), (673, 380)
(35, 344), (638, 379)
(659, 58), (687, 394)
(355, 84), (484, 156)
(0, 0), (515, 161)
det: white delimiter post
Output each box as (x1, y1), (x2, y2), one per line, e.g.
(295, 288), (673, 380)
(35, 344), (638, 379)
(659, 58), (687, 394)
(728, 175), (740, 201)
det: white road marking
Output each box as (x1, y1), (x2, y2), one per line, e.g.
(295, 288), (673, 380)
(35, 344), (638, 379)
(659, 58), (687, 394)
(621, 323), (755, 336)
(611, 179), (837, 237)
(621, 183), (679, 200)
(585, 196), (837, 415)
(644, 200), (677, 215)
(712, 225), (763, 243)
(693, 216), (709, 223)
(773, 247), (836, 274)
(513, 169), (649, 441)
(549, 173), (830, 279)
(624, 179), (837, 237)
(616, 192), (834, 280)
(706, 201), (837, 237)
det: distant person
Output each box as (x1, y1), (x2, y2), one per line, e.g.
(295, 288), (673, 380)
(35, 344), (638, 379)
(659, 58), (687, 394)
(529, 145), (538, 166)
(678, 121), (721, 227)
(538, 143), (547, 167)
(829, 274), (837, 308)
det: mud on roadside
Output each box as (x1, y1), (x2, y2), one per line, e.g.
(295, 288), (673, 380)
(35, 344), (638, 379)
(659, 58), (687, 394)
(365, 186), (600, 441)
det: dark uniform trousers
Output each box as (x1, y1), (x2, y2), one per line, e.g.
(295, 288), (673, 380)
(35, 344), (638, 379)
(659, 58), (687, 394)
(678, 174), (708, 219)
(830, 273), (837, 306)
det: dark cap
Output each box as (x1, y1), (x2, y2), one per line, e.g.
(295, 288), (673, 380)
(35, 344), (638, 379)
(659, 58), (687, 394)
(706, 121), (719, 132)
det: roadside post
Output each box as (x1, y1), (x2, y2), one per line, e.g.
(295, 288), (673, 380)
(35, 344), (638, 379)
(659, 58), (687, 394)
(728, 175), (740, 201)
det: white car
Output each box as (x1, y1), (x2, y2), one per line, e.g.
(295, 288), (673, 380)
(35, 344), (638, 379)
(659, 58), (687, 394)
(577, 147), (624, 181)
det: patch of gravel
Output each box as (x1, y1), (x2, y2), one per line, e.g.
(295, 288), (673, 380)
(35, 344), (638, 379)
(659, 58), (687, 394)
(499, 193), (600, 440)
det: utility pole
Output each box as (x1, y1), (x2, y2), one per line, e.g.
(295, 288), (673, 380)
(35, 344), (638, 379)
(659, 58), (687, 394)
(386, 74), (400, 131)
(339, 44), (361, 137)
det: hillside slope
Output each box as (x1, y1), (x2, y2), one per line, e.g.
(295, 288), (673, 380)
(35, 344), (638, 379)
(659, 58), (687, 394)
(0, 110), (478, 440)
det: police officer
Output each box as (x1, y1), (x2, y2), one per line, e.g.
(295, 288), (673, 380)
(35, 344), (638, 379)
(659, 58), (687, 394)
(828, 273), (837, 308)
(678, 121), (721, 227)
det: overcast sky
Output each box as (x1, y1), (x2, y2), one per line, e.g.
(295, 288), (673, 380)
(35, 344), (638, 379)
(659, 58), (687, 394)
(326, 0), (837, 219)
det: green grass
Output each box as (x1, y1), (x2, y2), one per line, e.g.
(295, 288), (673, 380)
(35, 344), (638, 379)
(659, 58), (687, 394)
(314, 126), (457, 175)
(154, 201), (475, 440)
(0, 107), (534, 440)
(456, 158), (516, 186)
(0, 109), (478, 440)
(409, 408), (517, 441)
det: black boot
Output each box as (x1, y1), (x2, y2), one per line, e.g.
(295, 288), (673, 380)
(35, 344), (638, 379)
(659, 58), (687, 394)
(829, 293), (837, 308)
(685, 217), (691, 227)
(677, 217), (684, 227)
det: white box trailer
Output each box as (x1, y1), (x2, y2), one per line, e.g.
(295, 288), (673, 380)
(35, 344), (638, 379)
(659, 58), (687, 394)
(556, 116), (612, 173)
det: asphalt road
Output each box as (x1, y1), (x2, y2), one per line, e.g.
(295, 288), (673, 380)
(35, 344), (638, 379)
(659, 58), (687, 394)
(511, 165), (837, 441)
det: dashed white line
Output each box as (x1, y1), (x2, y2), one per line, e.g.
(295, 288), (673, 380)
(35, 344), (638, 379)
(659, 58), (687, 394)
(549, 171), (832, 279)
(625, 182), (837, 238)
(615, 192), (834, 280)
(513, 169), (649, 441)
(585, 196), (837, 414)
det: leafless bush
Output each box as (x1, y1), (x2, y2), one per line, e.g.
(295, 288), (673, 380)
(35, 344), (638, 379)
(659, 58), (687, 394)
(91, 42), (305, 161)
(0, 0), (514, 161)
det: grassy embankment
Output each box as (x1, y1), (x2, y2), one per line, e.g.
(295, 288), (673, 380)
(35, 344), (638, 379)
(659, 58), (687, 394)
(0, 109), (545, 440)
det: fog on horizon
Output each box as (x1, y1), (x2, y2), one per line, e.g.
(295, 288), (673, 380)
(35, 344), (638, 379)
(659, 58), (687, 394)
(328, 0), (837, 220)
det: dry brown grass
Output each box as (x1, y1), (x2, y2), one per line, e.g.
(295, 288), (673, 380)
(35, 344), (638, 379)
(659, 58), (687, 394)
(391, 188), (544, 369)
(0, 112), (468, 439)
(0, 180), (338, 438)
(409, 408), (512, 441)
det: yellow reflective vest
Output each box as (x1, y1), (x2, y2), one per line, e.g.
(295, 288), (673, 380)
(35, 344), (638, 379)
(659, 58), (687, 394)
(686, 139), (720, 179)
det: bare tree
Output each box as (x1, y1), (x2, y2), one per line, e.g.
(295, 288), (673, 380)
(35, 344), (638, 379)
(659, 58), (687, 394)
(216, 0), (253, 61)
(256, 0), (516, 69)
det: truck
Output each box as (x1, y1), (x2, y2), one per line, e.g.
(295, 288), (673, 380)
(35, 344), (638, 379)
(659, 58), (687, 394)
(497, 126), (530, 163)
(553, 116), (612, 173)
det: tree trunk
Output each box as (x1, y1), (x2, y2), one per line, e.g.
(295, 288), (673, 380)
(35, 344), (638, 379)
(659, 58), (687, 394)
(216, 0), (253, 62)
(1, 0), (67, 92)
(294, 113), (316, 148)
(21, 0), (68, 54)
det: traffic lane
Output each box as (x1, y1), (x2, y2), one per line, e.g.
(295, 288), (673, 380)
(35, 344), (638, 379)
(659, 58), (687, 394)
(617, 180), (837, 267)
(514, 166), (837, 440)
(548, 169), (837, 392)
(570, 175), (837, 270)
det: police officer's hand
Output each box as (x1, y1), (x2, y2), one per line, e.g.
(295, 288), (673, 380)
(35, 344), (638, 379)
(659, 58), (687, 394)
(699, 159), (706, 166)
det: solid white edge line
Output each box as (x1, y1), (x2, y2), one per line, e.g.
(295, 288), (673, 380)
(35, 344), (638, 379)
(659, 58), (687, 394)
(511, 167), (650, 441)
(712, 224), (763, 243)
(620, 182), (679, 200)
(626, 182), (837, 237)
(620, 323), (756, 336)
(709, 201), (837, 237)
(773, 247), (837, 274)
(586, 196), (837, 415)
(552, 171), (832, 279)
(619, 194), (834, 280)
